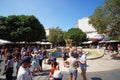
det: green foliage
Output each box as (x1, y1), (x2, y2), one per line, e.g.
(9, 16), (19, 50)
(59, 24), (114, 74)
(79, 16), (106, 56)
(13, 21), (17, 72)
(89, 0), (120, 40)
(89, 6), (108, 33)
(48, 27), (65, 46)
(64, 28), (86, 45)
(0, 15), (46, 42)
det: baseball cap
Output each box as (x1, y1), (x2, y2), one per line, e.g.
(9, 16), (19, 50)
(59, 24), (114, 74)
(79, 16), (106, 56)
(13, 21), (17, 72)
(21, 56), (31, 63)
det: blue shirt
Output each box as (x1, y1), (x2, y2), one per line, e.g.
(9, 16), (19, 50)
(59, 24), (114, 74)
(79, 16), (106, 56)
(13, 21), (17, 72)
(79, 54), (87, 69)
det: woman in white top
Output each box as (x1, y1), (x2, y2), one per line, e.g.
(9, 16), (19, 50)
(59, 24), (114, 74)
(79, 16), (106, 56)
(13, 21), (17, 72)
(64, 52), (79, 80)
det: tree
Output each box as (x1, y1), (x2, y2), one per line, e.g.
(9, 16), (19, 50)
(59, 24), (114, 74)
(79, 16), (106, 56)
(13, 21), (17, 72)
(89, 6), (108, 33)
(0, 15), (46, 42)
(64, 28), (86, 46)
(89, 0), (120, 40)
(48, 27), (65, 46)
(104, 0), (120, 40)
(0, 16), (10, 40)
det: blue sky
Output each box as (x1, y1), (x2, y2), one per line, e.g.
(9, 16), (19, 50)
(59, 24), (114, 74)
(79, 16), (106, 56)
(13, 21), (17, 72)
(0, 0), (104, 31)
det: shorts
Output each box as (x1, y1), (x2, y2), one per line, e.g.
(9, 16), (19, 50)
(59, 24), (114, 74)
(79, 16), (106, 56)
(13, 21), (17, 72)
(79, 68), (86, 76)
(69, 69), (77, 78)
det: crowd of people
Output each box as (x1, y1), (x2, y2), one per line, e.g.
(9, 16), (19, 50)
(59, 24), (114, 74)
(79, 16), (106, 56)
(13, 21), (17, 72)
(0, 45), (88, 80)
(62, 47), (87, 80)
(0, 45), (47, 80)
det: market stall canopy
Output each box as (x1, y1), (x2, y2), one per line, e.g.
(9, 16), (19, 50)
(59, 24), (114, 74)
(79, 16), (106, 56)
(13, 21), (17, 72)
(89, 34), (108, 42)
(0, 39), (11, 44)
(99, 40), (119, 43)
(35, 41), (52, 45)
(82, 41), (93, 44)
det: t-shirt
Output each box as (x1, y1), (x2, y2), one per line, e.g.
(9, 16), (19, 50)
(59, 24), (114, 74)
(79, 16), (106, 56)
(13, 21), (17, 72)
(66, 57), (77, 69)
(52, 70), (63, 79)
(79, 54), (87, 69)
(17, 66), (34, 80)
(7, 59), (14, 68)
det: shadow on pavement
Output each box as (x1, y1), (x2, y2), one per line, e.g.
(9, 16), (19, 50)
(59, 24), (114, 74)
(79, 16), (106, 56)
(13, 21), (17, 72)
(91, 77), (102, 80)
(13, 76), (17, 80)
(40, 69), (50, 76)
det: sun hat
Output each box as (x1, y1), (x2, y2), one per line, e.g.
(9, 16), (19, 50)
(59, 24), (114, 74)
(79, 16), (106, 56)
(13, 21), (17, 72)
(21, 56), (31, 63)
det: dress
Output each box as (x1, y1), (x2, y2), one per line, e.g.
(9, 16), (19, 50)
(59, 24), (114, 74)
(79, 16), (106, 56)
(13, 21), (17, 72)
(17, 66), (34, 80)
(31, 54), (40, 68)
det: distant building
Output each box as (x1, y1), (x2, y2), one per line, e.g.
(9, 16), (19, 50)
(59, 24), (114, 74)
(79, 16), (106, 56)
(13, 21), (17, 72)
(45, 28), (50, 37)
(76, 17), (108, 41)
(76, 17), (97, 39)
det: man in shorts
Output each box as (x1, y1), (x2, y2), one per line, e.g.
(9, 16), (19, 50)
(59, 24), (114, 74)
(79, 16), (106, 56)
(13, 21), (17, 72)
(79, 51), (87, 80)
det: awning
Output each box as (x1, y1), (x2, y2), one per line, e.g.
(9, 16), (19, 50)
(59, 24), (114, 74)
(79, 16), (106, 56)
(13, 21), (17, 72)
(99, 40), (119, 43)
(0, 39), (11, 44)
(35, 41), (52, 45)
(82, 41), (93, 44)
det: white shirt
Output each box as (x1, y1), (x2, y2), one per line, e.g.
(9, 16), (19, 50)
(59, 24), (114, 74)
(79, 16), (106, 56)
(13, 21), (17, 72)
(17, 66), (34, 80)
(66, 57), (77, 69)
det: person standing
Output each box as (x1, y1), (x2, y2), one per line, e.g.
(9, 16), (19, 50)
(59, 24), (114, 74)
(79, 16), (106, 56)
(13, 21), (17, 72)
(17, 56), (34, 80)
(78, 51), (87, 80)
(52, 65), (63, 80)
(62, 47), (68, 67)
(117, 44), (120, 54)
(38, 50), (44, 71)
(49, 57), (59, 79)
(31, 50), (40, 75)
(42, 47), (47, 64)
(64, 52), (78, 80)
(5, 53), (14, 80)
(0, 47), (4, 58)
(14, 51), (21, 75)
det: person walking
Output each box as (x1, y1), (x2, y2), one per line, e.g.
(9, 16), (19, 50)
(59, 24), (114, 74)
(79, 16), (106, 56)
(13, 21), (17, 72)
(17, 56), (34, 80)
(117, 44), (120, 54)
(78, 51), (87, 80)
(64, 52), (79, 80)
